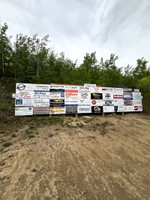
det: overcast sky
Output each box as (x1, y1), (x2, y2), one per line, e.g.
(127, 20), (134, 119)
(0, 0), (150, 68)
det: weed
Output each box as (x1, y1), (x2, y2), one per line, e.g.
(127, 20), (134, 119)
(3, 142), (12, 147)
(28, 135), (35, 139)
(0, 130), (6, 134)
(36, 132), (39, 135)
(32, 169), (37, 172)
(55, 128), (60, 131)
(77, 122), (84, 128)
(49, 133), (54, 137)
(25, 129), (32, 135)
(49, 117), (64, 125)
(0, 105), (8, 112)
(84, 119), (91, 123)
(29, 125), (35, 129)
(15, 129), (18, 132)
(0, 147), (4, 152)
(12, 134), (17, 138)
(102, 121), (108, 126)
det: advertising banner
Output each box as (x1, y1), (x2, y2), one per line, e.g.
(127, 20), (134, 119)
(78, 86), (90, 93)
(90, 87), (102, 93)
(132, 92), (142, 100)
(34, 84), (50, 91)
(50, 92), (65, 99)
(84, 83), (96, 87)
(134, 106), (143, 111)
(92, 106), (103, 113)
(78, 106), (91, 113)
(50, 85), (65, 90)
(117, 106), (124, 112)
(133, 100), (142, 106)
(113, 95), (123, 99)
(124, 100), (133, 106)
(91, 99), (103, 106)
(33, 92), (50, 99)
(114, 99), (124, 106)
(50, 99), (65, 107)
(78, 92), (90, 100)
(65, 85), (79, 90)
(103, 93), (113, 100)
(50, 107), (66, 114)
(124, 94), (133, 100)
(133, 89), (140, 92)
(33, 107), (49, 115)
(66, 106), (77, 114)
(114, 88), (123, 94)
(124, 106), (134, 112)
(102, 87), (114, 92)
(91, 93), (103, 99)
(15, 107), (33, 116)
(34, 99), (50, 107)
(103, 100), (114, 106)
(15, 99), (33, 106)
(16, 83), (34, 93)
(103, 106), (114, 113)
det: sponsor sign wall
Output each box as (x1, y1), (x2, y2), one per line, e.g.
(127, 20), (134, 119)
(13, 83), (143, 115)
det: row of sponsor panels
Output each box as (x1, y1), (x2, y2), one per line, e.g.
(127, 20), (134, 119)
(15, 99), (142, 107)
(14, 83), (143, 116)
(15, 105), (143, 116)
(16, 83), (141, 93)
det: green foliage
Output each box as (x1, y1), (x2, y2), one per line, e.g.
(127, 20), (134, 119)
(0, 23), (150, 113)
(12, 134), (17, 137)
(49, 133), (54, 137)
(49, 117), (64, 125)
(3, 142), (12, 147)
(101, 121), (109, 127)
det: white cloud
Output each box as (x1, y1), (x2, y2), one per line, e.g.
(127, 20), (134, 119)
(0, 0), (150, 67)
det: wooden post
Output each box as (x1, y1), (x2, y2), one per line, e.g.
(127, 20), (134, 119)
(75, 113), (78, 119)
(102, 112), (105, 117)
(121, 112), (124, 116)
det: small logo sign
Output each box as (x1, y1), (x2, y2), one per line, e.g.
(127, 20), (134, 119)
(17, 84), (26, 91)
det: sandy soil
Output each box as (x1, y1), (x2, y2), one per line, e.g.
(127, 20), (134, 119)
(0, 113), (150, 200)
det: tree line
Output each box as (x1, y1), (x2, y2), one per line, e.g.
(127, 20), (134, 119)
(0, 23), (150, 112)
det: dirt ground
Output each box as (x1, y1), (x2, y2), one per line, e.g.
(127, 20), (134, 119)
(0, 113), (150, 200)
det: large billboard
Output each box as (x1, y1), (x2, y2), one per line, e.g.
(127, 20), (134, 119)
(13, 83), (143, 116)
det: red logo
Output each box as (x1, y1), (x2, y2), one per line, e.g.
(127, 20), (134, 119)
(92, 100), (96, 105)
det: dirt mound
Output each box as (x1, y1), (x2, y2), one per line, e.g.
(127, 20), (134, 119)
(0, 113), (150, 200)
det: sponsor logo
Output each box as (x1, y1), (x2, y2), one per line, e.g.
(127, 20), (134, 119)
(17, 84), (26, 91)
(92, 100), (96, 105)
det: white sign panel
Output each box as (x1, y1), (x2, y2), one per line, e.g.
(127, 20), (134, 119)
(114, 88), (123, 95)
(50, 107), (66, 114)
(133, 100), (142, 106)
(78, 86), (90, 93)
(132, 92), (142, 100)
(78, 92), (90, 100)
(78, 106), (91, 113)
(33, 92), (50, 99)
(103, 106), (114, 113)
(124, 106), (134, 112)
(84, 83), (96, 87)
(15, 107), (33, 116)
(33, 99), (50, 107)
(102, 87), (114, 92)
(50, 85), (65, 89)
(114, 99), (124, 106)
(117, 106), (124, 112)
(103, 92), (113, 100)
(91, 99), (103, 106)
(15, 99), (33, 106)
(134, 106), (143, 111)
(34, 84), (50, 91)
(16, 83), (34, 93)
(90, 87), (102, 93)
(50, 92), (65, 99)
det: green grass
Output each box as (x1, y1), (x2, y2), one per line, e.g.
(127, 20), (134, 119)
(28, 135), (35, 139)
(49, 133), (54, 137)
(3, 142), (12, 147)
(101, 121), (109, 127)
(29, 125), (35, 129)
(25, 129), (33, 135)
(77, 122), (84, 128)
(49, 117), (64, 125)
(12, 134), (17, 137)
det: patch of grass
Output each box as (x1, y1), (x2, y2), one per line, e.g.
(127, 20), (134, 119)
(12, 134), (17, 138)
(0, 147), (4, 152)
(32, 169), (37, 172)
(36, 132), (39, 135)
(25, 129), (33, 135)
(101, 121), (109, 127)
(84, 119), (91, 123)
(49, 133), (54, 137)
(28, 135), (35, 139)
(3, 142), (12, 147)
(15, 129), (18, 132)
(0, 105), (8, 112)
(29, 125), (35, 130)
(49, 117), (64, 125)
(77, 122), (84, 128)
(0, 130), (6, 134)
